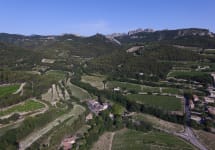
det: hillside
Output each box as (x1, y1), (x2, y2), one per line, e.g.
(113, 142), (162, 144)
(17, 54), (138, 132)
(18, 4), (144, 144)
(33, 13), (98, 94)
(1, 28), (215, 150)
(86, 43), (202, 79)
(0, 42), (41, 69)
(0, 33), (122, 58)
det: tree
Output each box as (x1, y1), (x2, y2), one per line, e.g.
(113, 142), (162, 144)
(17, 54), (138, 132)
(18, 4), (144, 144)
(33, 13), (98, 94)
(102, 80), (107, 90)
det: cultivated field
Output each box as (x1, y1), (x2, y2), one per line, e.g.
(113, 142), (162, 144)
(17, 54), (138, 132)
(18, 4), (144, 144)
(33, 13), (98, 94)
(112, 129), (195, 150)
(45, 70), (67, 80)
(126, 94), (182, 111)
(194, 130), (215, 150)
(67, 82), (91, 100)
(133, 113), (184, 132)
(81, 74), (106, 90)
(0, 84), (19, 97)
(0, 100), (45, 117)
(91, 132), (114, 150)
(168, 70), (208, 78)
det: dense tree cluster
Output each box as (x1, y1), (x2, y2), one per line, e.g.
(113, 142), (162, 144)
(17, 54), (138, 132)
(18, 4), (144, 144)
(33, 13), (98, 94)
(142, 44), (200, 61)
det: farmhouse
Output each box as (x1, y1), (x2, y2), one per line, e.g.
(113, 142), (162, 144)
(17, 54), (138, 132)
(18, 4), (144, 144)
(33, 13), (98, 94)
(86, 113), (93, 121)
(208, 106), (215, 115)
(191, 115), (201, 123)
(193, 95), (199, 102)
(113, 87), (120, 92)
(189, 100), (195, 109)
(41, 58), (55, 64)
(87, 100), (108, 114)
(61, 136), (76, 150)
(204, 97), (215, 104)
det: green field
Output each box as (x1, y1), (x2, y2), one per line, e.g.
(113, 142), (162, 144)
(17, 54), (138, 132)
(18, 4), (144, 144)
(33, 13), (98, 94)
(168, 70), (212, 84)
(0, 100), (45, 117)
(204, 49), (215, 54)
(45, 70), (67, 80)
(162, 87), (182, 95)
(67, 83), (91, 100)
(126, 94), (182, 111)
(0, 84), (19, 97)
(112, 129), (195, 150)
(168, 71), (207, 77)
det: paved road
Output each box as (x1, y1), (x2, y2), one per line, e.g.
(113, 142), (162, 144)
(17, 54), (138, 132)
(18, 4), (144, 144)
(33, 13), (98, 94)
(158, 97), (208, 150)
(179, 97), (208, 150)
(175, 127), (207, 150)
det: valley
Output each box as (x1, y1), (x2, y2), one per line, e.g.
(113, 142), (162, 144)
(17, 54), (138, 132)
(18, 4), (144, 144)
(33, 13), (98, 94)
(0, 28), (215, 150)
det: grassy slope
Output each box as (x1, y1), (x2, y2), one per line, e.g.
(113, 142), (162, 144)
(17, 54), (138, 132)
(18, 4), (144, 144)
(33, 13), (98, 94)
(81, 74), (106, 90)
(67, 83), (91, 100)
(0, 100), (45, 117)
(133, 113), (184, 132)
(112, 129), (195, 150)
(45, 70), (67, 80)
(0, 84), (19, 97)
(126, 94), (182, 111)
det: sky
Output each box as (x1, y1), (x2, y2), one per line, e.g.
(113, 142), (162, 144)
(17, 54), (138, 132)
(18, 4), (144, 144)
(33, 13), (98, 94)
(0, 0), (214, 35)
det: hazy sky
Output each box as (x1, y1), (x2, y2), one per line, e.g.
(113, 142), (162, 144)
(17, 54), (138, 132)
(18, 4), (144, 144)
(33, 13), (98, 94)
(0, 0), (214, 35)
